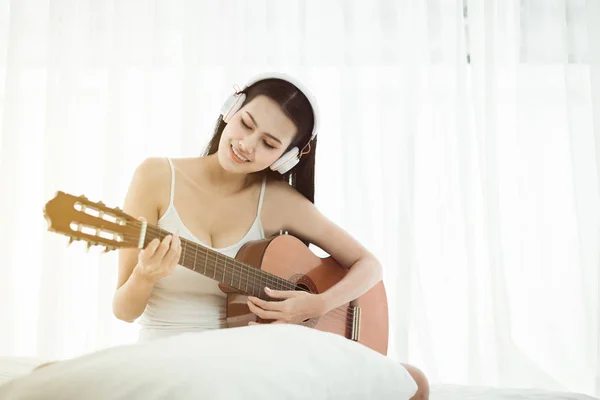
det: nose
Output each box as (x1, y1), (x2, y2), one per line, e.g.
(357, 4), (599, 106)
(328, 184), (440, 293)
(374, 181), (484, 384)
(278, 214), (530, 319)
(239, 137), (255, 154)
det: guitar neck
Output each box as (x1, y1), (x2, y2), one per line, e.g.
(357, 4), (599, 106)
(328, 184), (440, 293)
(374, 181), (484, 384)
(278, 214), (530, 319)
(143, 226), (296, 299)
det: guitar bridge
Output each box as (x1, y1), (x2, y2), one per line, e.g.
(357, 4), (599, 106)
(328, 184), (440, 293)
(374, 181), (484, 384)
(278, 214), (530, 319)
(351, 306), (361, 341)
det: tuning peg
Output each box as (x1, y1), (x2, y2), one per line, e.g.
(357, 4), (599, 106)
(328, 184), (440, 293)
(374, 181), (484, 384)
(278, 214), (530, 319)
(68, 236), (76, 246)
(97, 201), (105, 206)
(86, 241), (94, 251)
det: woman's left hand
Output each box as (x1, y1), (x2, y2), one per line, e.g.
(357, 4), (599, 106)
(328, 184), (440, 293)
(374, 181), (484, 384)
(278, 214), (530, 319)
(247, 287), (327, 325)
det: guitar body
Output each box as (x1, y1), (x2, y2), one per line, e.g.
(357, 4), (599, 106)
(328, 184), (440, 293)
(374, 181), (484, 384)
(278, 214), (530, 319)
(220, 234), (389, 356)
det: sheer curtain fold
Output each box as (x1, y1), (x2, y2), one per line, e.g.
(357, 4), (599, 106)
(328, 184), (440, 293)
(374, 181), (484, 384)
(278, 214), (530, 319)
(0, 0), (597, 397)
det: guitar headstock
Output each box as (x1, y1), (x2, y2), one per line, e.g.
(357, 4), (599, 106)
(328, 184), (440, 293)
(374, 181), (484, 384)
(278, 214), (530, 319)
(43, 191), (141, 252)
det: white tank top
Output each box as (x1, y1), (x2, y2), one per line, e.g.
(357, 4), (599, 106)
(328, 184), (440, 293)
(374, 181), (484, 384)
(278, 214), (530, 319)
(137, 158), (267, 341)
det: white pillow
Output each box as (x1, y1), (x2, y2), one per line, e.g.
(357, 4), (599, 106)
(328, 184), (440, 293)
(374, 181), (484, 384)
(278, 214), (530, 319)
(0, 324), (417, 400)
(0, 357), (49, 387)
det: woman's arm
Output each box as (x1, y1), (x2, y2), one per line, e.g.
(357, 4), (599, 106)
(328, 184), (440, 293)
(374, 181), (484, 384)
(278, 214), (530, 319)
(248, 182), (383, 321)
(281, 185), (383, 313)
(112, 158), (176, 322)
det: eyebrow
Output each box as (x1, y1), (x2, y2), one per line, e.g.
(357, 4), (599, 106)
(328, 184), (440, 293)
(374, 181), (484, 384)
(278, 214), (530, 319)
(245, 111), (282, 144)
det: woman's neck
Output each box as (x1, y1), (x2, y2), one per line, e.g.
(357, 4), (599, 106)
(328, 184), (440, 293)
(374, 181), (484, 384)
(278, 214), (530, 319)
(201, 153), (259, 195)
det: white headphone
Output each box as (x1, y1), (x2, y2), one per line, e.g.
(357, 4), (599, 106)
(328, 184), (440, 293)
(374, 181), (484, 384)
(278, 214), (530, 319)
(219, 72), (320, 175)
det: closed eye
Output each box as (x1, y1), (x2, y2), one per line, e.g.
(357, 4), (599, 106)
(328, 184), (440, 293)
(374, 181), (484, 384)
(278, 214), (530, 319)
(241, 118), (276, 149)
(241, 119), (251, 130)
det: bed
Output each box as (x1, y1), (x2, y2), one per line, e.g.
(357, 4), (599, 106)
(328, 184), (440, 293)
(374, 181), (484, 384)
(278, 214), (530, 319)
(430, 384), (597, 399)
(1, 362), (595, 400)
(0, 326), (596, 400)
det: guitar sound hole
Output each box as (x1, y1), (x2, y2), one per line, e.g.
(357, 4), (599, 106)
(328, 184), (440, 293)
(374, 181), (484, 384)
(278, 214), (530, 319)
(294, 283), (312, 293)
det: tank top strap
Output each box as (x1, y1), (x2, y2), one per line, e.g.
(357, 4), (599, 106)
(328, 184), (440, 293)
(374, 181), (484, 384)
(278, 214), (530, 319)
(166, 158), (175, 207)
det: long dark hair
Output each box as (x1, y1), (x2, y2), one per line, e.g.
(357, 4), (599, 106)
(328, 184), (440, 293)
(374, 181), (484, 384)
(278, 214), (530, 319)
(203, 78), (317, 204)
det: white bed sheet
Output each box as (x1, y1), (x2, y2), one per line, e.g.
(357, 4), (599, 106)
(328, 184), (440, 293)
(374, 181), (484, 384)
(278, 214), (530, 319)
(431, 384), (598, 400)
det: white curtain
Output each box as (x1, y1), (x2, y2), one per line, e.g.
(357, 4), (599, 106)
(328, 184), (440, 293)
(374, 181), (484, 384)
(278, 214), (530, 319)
(0, 0), (598, 397)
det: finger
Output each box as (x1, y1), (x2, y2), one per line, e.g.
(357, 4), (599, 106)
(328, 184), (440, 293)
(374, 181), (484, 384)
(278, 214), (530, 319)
(175, 234), (182, 259)
(165, 235), (181, 265)
(247, 300), (281, 320)
(152, 235), (172, 261)
(139, 239), (160, 262)
(264, 287), (297, 299)
(248, 296), (283, 311)
(176, 234), (182, 254)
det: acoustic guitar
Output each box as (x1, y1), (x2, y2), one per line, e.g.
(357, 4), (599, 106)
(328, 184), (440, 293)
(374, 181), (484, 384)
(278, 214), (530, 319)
(43, 191), (389, 355)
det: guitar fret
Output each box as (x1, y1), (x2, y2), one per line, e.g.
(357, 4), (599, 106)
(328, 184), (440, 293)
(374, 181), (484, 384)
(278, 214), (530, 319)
(223, 258), (226, 282)
(204, 251), (207, 275)
(193, 243), (197, 271)
(181, 238), (185, 265)
(232, 262), (236, 287)
(213, 253), (217, 279)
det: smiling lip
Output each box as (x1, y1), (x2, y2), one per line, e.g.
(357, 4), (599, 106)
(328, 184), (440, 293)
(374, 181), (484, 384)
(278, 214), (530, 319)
(229, 145), (249, 163)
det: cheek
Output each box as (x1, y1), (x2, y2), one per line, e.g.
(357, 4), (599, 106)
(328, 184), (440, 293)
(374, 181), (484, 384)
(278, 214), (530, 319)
(222, 121), (244, 138)
(219, 127), (241, 151)
(221, 125), (233, 140)
(261, 148), (287, 164)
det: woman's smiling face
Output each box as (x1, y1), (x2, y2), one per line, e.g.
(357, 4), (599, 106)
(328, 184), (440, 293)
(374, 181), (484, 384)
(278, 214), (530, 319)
(218, 95), (298, 173)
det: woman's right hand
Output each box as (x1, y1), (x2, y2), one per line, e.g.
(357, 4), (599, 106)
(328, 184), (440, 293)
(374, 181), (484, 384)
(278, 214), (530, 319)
(134, 217), (182, 284)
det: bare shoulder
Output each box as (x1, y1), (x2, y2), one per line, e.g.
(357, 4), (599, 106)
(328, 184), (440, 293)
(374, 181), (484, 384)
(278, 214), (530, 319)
(265, 179), (306, 204)
(264, 179), (310, 217)
(132, 156), (199, 195)
(133, 157), (171, 184)
(262, 179), (317, 235)
(168, 156), (203, 171)
(125, 157), (173, 221)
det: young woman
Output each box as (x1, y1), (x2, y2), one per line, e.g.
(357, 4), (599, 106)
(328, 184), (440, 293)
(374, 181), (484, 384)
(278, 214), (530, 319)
(112, 73), (429, 398)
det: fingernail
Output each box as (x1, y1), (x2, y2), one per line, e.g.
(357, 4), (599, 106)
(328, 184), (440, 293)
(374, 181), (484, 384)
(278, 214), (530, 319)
(265, 287), (271, 292)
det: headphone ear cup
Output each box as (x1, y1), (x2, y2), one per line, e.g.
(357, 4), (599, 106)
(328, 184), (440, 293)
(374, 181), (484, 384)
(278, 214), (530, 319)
(221, 92), (246, 123)
(270, 147), (300, 174)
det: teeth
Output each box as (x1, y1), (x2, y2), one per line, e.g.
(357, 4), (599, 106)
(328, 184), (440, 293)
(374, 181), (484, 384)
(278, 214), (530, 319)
(231, 145), (249, 162)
